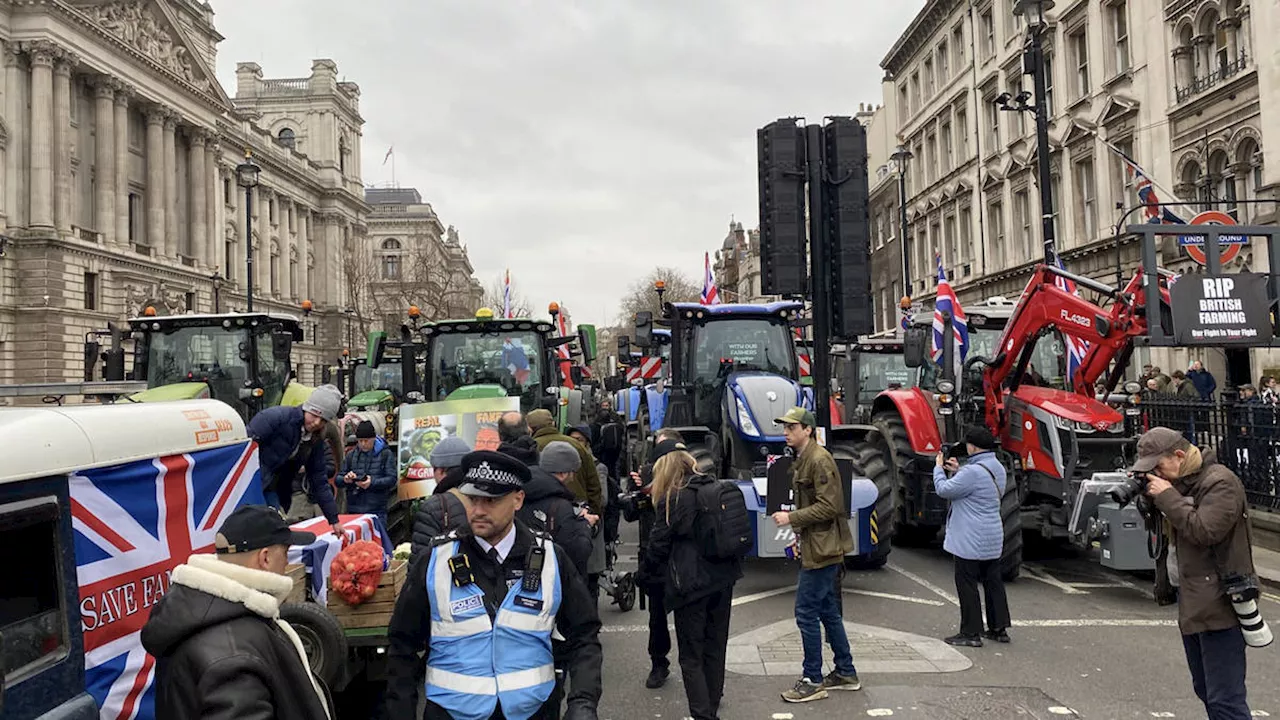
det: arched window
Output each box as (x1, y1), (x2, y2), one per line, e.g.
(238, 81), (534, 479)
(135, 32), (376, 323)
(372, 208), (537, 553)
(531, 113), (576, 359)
(1208, 150), (1236, 217)
(276, 127), (296, 150)
(381, 237), (402, 280)
(1238, 139), (1262, 220)
(381, 238), (402, 251)
(1181, 161), (1204, 207)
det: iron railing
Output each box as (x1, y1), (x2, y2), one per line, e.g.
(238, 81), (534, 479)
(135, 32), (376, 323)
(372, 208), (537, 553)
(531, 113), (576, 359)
(1139, 392), (1279, 511)
(1175, 52), (1250, 104)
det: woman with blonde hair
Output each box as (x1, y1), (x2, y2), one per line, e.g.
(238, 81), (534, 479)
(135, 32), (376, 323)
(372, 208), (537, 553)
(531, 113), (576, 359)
(642, 439), (743, 720)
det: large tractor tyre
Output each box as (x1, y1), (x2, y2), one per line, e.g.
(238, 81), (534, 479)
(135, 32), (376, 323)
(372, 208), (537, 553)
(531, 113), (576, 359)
(687, 442), (719, 476)
(999, 479), (1023, 582)
(837, 440), (895, 570)
(279, 602), (348, 691)
(870, 410), (938, 547)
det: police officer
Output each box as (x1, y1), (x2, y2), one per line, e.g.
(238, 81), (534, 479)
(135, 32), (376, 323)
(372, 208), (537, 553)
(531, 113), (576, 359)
(384, 450), (603, 720)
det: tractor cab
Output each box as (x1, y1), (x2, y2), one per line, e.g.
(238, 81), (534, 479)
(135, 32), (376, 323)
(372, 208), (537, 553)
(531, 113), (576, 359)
(420, 308), (557, 414)
(112, 311), (308, 421)
(844, 333), (913, 423)
(346, 356), (407, 410)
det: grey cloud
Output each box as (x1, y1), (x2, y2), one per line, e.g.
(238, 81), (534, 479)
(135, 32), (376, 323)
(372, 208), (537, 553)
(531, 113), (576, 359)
(213, 0), (921, 326)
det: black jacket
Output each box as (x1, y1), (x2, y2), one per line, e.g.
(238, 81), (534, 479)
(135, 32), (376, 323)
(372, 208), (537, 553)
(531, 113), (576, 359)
(518, 467), (594, 577)
(643, 474), (743, 610)
(410, 467), (470, 558)
(140, 554), (333, 720)
(384, 521), (603, 720)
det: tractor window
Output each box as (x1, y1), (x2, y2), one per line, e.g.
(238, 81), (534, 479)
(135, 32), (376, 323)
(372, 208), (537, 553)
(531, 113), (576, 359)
(145, 326), (250, 398)
(430, 330), (543, 401)
(858, 353), (915, 399)
(689, 318), (795, 383)
(353, 361), (404, 396)
(256, 334), (290, 407)
(1, 497), (67, 683)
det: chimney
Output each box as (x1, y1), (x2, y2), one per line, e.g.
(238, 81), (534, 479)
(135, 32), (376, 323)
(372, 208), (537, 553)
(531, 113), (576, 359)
(235, 62), (262, 98)
(309, 59), (339, 93)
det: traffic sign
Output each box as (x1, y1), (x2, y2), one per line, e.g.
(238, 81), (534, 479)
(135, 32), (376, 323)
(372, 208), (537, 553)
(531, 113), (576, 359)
(1178, 211), (1247, 265)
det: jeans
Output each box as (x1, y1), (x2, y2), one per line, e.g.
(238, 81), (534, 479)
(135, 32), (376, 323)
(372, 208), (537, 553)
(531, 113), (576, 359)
(1182, 626), (1251, 719)
(954, 557), (1011, 636)
(263, 489), (282, 512)
(795, 562), (856, 682)
(673, 587), (733, 720)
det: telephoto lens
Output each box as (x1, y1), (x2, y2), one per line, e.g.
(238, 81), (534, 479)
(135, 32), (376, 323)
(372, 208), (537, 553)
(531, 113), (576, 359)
(1225, 577), (1274, 648)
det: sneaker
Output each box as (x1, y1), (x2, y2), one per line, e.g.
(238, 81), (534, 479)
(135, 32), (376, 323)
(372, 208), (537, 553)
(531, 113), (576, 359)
(821, 670), (862, 691)
(781, 677), (829, 703)
(644, 666), (669, 689)
(944, 633), (983, 647)
(982, 629), (1011, 643)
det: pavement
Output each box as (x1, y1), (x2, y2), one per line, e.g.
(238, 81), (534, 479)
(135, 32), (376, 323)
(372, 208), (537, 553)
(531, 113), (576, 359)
(1254, 542), (1280, 590)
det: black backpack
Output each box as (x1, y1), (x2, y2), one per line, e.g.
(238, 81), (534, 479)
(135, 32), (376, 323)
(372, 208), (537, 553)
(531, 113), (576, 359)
(694, 479), (752, 559)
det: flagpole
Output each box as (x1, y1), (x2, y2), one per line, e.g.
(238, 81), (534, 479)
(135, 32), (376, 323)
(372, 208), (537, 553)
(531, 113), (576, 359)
(1094, 134), (1199, 220)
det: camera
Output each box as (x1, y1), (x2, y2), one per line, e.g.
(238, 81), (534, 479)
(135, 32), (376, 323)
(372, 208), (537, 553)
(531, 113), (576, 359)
(1223, 573), (1274, 648)
(943, 442), (968, 460)
(1108, 471), (1149, 507)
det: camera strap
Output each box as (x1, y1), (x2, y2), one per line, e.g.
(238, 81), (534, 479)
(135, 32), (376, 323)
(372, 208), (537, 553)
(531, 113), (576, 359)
(975, 463), (1000, 495)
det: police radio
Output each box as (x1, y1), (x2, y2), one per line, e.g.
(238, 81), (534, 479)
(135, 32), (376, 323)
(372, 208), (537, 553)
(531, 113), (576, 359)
(522, 546), (545, 593)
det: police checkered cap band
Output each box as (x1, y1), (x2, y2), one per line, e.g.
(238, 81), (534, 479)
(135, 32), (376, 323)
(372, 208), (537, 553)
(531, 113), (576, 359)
(465, 460), (522, 488)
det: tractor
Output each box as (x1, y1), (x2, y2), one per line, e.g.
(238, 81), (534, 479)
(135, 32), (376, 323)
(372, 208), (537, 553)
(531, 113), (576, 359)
(86, 309), (312, 422)
(841, 331), (914, 424)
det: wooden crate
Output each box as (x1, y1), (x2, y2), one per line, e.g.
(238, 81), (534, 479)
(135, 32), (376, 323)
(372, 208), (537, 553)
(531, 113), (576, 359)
(285, 563), (307, 604)
(327, 559), (407, 629)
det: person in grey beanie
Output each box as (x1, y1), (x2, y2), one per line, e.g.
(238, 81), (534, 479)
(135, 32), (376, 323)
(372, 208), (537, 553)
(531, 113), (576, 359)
(246, 385), (344, 537)
(409, 435), (474, 557)
(517, 441), (594, 576)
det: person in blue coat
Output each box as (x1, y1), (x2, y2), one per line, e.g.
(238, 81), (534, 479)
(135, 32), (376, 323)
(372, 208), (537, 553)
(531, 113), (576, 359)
(341, 420), (398, 525)
(933, 426), (1012, 647)
(246, 385), (343, 538)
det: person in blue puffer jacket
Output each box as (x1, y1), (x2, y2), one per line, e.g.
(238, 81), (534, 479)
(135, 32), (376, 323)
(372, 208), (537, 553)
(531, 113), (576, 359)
(341, 420), (398, 525)
(246, 385), (343, 538)
(933, 425), (1012, 648)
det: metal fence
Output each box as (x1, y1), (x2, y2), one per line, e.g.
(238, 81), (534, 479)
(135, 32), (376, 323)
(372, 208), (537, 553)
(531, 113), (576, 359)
(1139, 393), (1280, 511)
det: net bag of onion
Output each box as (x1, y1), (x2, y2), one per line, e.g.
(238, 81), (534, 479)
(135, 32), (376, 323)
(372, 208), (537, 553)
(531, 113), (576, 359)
(329, 540), (387, 606)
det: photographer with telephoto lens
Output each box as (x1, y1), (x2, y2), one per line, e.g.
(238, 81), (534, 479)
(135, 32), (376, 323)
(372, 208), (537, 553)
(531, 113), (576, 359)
(1134, 427), (1269, 720)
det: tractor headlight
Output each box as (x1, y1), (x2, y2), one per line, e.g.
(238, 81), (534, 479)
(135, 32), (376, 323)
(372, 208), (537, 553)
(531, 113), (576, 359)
(937, 393), (953, 405)
(735, 394), (761, 437)
(937, 380), (956, 394)
(1123, 380), (1142, 394)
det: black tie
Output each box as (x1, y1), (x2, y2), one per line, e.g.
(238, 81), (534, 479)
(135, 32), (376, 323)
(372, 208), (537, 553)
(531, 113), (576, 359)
(488, 547), (501, 565)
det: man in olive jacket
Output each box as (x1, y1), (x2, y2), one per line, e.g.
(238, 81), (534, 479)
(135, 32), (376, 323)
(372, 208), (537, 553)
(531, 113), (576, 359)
(770, 407), (858, 704)
(528, 408), (604, 514)
(1137, 427), (1256, 719)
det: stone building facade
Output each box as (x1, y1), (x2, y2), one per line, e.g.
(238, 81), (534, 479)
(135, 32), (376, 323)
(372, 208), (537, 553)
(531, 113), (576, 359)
(873, 0), (1279, 385)
(361, 186), (483, 332)
(0, 0), (376, 390)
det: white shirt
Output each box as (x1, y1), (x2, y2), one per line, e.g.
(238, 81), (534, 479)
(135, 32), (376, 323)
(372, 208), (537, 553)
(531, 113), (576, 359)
(474, 525), (517, 564)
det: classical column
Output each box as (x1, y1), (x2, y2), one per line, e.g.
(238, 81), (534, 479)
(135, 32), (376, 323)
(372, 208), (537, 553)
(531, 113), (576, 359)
(28, 42), (56, 229)
(1173, 47), (1194, 93)
(297, 209), (310, 301)
(145, 107), (165, 250)
(188, 129), (208, 267)
(53, 52), (74, 235)
(2, 45), (20, 229)
(279, 198), (292, 300)
(254, 187), (268, 292)
(93, 79), (115, 244)
(113, 86), (130, 245)
(205, 140), (220, 269)
(163, 114), (178, 258)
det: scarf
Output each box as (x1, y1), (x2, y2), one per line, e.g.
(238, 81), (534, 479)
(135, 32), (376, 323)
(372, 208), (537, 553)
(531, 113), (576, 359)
(1178, 445), (1203, 478)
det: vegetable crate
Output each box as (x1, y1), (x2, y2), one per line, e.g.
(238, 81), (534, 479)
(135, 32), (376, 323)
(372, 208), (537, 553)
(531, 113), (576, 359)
(285, 563), (307, 604)
(326, 558), (407, 629)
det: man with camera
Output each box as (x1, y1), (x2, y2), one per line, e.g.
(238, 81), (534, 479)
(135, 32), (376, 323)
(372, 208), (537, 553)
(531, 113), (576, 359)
(1135, 426), (1267, 720)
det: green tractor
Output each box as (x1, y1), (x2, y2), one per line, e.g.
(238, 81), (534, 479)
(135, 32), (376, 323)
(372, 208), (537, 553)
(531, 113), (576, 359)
(86, 309), (312, 421)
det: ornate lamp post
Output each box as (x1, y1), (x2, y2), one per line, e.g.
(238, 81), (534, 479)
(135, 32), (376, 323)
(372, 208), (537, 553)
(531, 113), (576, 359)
(1011, 0), (1058, 264)
(889, 145), (914, 298)
(235, 150), (261, 311)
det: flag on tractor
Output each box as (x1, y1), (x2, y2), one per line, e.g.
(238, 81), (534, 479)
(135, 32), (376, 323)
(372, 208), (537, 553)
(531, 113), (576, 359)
(930, 254), (968, 384)
(701, 251), (719, 305)
(1051, 251), (1091, 390)
(503, 269), (513, 319)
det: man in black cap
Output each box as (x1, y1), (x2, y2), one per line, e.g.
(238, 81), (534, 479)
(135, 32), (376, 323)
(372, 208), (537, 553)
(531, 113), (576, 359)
(384, 450), (603, 720)
(140, 505), (333, 720)
(1135, 427), (1258, 719)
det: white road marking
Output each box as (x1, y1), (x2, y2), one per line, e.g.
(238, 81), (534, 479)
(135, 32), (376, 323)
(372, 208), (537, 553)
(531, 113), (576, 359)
(1251, 711), (1271, 717)
(771, 714), (795, 719)
(866, 710), (894, 717)
(1263, 593), (1280, 606)
(1022, 563), (1090, 595)
(600, 624), (674, 633)
(731, 586), (796, 607)
(1012, 618), (1178, 627)
(843, 588), (947, 606)
(1047, 708), (1076, 716)
(1149, 713), (1176, 718)
(886, 562), (959, 606)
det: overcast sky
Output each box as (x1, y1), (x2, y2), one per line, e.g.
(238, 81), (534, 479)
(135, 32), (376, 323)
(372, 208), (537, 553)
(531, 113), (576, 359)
(213, 1), (921, 327)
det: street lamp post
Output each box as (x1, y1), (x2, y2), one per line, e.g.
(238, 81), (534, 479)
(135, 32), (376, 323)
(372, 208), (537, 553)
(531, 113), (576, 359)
(890, 145), (914, 299)
(211, 270), (225, 313)
(344, 308), (355, 351)
(235, 150), (261, 312)
(1012, 0), (1058, 264)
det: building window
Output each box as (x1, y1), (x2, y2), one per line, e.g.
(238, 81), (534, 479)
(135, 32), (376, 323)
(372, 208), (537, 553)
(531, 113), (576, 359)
(955, 108), (969, 161)
(184, 291), (196, 312)
(1015, 189), (1032, 261)
(290, 259), (299, 297)
(224, 177), (232, 205)
(988, 198), (1005, 269)
(943, 214), (957, 267)
(941, 120), (953, 173)
(1075, 157), (1097, 241)
(924, 58), (935, 98)
(270, 252), (280, 295)
(1111, 138), (1135, 210)
(953, 24), (966, 67)
(938, 41), (950, 80)
(128, 192), (142, 243)
(1070, 29), (1090, 99)
(1109, 2), (1131, 75)
(1043, 50), (1055, 117)
(1209, 150), (1236, 217)
(984, 95), (1000, 150)
(911, 72), (921, 111)
(925, 132), (937, 184)
(1008, 75), (1025, 137)
(269, 198), (276, 225)
(1239, 139), (1263, 221)
(381, 237), (403, 281)
(277, 127), (296, 150)
(981, 9), (995, 59)
(226, 241), (235, 281)
(1050, 174), (1062, 239)
(84, 271), (98, 310)
(339, 137), (348, 174)
(958, 205), (973, 265)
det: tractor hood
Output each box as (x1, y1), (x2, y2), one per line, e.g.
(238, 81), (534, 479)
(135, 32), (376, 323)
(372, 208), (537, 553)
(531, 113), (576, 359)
(129, 382), (210, 403)
(446, 384), (511, 402)
(349, 389), (394, 409)
(1012, 385), (1123, 431)
(726, 372), (804, 440)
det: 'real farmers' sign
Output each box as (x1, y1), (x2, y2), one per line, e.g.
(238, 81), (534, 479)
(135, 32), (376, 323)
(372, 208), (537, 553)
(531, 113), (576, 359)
(1170, 273), (1272, 345)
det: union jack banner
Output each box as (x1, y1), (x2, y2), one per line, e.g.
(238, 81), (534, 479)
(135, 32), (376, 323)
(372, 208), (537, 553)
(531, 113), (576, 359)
(1051, 251), (1091, 389)
(72, 441), (263, 720)
(930, 254), (969, 384)
(701, 251), (719, 305)
(288, 514), (393, 604)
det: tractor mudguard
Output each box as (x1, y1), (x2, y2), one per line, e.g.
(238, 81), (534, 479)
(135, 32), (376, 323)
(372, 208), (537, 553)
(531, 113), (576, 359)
(281, 381), (314, 407)
(128, 381), (211, 403)
(873, 388), (943, 455)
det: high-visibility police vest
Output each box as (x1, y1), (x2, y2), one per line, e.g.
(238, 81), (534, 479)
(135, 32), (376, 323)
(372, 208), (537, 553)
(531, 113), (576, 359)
(424, 537), (561, 720)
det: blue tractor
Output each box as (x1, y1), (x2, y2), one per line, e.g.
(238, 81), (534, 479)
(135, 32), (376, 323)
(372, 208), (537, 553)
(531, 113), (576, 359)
(630, 301), (884, 565)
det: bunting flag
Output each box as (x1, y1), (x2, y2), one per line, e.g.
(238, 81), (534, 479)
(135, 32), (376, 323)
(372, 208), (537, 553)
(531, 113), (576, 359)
(1051, 251), (1091, 389)
(930, 254), (968, 384)
(382, 146), (394, 166)
(503, 269), (513, 318)
(701, 252), (719, 305)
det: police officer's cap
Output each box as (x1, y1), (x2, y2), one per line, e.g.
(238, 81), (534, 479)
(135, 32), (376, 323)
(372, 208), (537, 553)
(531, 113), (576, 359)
(458, 450), (532, 497)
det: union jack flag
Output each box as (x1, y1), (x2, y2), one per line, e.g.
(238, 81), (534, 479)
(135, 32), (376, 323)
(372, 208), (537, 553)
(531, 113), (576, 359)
(555, 303), (575, 390)
(288, 514), (393, 604)
(1051, 252), (1091, 389)
(701, 251), (719, 305)
(930, 254), (968, 384)
(72, 441), (263, 720)
(1109, 144), (1188, 225)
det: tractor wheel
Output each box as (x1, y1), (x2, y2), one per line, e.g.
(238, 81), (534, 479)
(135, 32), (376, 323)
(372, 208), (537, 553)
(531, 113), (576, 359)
(687, 443), (719, 476)
(871, 410), (938, 546)
(279, 602), (348, 691)
(1000, 477), (1023, 581)
(837, 440), (894, 570)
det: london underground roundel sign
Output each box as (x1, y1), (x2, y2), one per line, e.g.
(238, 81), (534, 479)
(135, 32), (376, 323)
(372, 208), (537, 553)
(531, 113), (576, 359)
(1179, 211), (1247, 266)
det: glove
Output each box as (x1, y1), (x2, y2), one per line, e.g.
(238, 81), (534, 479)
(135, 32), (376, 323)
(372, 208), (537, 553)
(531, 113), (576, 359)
(563, 704), (599, 720)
